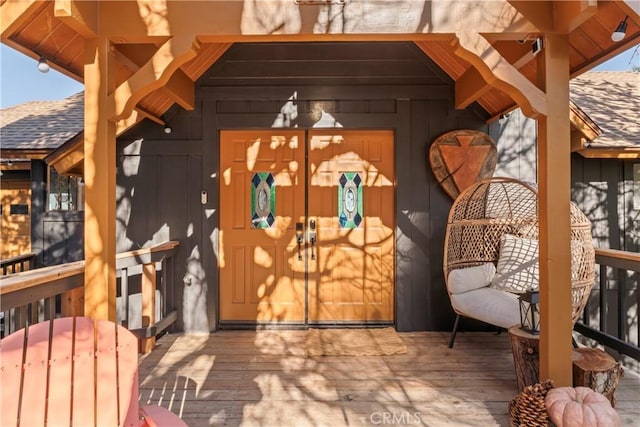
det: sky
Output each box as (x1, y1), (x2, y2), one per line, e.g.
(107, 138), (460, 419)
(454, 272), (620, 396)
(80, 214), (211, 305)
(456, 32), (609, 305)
(0, 43), (638, 110)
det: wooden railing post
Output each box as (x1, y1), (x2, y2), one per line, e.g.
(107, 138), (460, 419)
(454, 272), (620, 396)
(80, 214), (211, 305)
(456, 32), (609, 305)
(140, 262), (156, 354)
(61, 288), (84, 317)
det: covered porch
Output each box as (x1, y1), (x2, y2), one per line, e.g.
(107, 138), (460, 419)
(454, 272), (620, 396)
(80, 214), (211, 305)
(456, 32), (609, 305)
(2, 0), (640, 398)
(138, 330), (640, 426)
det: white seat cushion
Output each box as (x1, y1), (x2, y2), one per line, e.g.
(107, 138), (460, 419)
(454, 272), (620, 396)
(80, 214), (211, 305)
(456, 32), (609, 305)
(450, 287), (521, 329)
(447, 263), (496, 295)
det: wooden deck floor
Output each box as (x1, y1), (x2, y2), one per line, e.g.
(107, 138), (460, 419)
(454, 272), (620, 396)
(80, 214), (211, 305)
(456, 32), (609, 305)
(138, 331), (640, 426)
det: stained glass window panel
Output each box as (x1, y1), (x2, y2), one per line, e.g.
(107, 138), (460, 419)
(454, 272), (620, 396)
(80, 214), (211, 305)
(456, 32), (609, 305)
(338, 172), (363, 229)
(251, 172), (275, 228)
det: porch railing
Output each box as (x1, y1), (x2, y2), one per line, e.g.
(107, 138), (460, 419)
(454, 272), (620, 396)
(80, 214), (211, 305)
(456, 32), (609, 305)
(575, 247), (640, 361)
(1, 252), (36, 276)
(0, 241), (179, 348)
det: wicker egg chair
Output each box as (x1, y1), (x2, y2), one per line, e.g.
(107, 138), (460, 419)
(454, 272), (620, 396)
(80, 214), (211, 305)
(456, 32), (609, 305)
(443, 177), (595, 348)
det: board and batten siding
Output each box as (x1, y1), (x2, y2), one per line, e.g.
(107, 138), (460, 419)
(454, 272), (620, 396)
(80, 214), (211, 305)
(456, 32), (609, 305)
(117, 41), (493, 332)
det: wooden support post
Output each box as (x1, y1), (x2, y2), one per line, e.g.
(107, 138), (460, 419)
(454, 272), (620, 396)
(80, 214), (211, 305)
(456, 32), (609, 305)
(537, 33), (573, 387)
(61, 288), (84, 317)
(83, 37), (117, 322)
(573, 348), (624, 407)
(508, 326), (540, 392)
(140, 263), (156, 354)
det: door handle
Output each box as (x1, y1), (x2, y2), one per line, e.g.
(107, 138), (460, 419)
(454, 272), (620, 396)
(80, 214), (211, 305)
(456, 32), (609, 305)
(309, 219), (316, 260)
(296, 222), (304, 261)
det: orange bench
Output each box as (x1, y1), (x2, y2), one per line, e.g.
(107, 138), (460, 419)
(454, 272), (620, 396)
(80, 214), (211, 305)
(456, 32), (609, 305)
(1, 317), (187, 427)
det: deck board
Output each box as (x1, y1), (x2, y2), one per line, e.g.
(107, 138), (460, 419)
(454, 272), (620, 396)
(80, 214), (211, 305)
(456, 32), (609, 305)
(138, 331), (640, 427)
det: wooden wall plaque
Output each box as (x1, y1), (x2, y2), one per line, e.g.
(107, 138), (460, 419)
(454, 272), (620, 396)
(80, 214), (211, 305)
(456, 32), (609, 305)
(428, 129), (497, 200)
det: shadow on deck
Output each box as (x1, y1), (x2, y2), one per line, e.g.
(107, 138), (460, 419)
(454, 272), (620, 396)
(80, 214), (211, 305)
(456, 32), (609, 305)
(138, 331), (640, 426)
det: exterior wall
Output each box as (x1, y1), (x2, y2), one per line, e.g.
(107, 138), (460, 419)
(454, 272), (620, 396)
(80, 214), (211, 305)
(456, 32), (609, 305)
(30, 160), (84, 268)
(571, 157), (639, 350)
(489, 108), (538, 183)
(116, 42), (491, 332)
(115, 131), (204, 332)
(0, 171), (31, 259)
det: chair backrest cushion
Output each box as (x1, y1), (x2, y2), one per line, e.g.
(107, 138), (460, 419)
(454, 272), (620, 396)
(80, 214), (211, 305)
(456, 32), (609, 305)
(490, 234), (539, 294)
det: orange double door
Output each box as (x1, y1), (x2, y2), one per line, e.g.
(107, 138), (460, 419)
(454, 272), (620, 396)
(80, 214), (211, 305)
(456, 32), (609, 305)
(219, 130), (395, 324)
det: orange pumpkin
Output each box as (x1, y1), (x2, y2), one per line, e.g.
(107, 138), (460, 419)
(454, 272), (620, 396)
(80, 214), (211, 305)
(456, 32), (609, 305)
(545, 387), (620, 427)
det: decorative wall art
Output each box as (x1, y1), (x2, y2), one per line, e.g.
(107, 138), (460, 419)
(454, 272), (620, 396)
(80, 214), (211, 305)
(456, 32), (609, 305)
(428, 129), (497, 200)
(251, 172), (275, 228)
(338, 172), (363, 228)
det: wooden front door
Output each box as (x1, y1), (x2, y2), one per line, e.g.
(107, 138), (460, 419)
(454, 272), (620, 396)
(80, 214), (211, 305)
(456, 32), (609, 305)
(219, 130), (394, 324)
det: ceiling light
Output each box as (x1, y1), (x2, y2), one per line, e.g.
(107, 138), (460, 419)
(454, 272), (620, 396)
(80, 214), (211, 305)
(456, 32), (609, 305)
(611, 16), (628, 42)
(37, 57), (50, 73)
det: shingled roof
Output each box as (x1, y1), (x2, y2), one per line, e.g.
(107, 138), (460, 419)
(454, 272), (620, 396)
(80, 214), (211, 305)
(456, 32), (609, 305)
(0, 92), (84, 152)
(570, 71), (640, 148)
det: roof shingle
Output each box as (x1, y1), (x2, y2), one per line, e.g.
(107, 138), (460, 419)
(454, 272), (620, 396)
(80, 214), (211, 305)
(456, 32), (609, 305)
(0, 92), (84, 151)
(570, 71), (640, 147)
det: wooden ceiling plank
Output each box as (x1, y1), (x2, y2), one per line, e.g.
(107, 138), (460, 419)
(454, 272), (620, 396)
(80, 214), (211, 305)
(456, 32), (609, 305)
(182, 42), (231, 81)
(54, 0), (98, 38)
(110, 35), (201, 121)
(34, 18), (70, 52)
(0, 0), (43, 39)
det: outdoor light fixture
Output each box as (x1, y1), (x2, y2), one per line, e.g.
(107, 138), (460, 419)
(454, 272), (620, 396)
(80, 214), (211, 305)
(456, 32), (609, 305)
(611, 16), (628, 42)
(531, 37), (543, 56)
(163, 123), (172, 134)
(519, 289), (540, 335)
(37, 57), (50, 73)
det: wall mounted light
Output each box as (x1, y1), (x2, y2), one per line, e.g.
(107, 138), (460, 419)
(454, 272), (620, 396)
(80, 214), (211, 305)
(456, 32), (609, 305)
(163, 123), (172, 134)
(37, 57), (50, 73)
(611, 16), (628, 42)
(531, 37), (543, 56)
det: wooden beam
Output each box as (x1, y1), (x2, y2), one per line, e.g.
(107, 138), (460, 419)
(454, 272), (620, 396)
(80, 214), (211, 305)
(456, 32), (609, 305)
(116, 109), (148, 135)
(578, 148), (640, 159)
(111, 36), (200, 121)
(163, 68), (194, 111)
(507, 1), (555, 32)
(453, 32), (546, 117)
(140, 262), (156, 354)
(455, 66), (490, 109)
(570, 131), (585, 152)
(51, 144), (84, 175)
(456, 40), (537, 109)
(509, 0), (597, 34)
(569, 101), (601, 143)
(93, 0), (537, 40)
(84, 36), (117, 322)
(61, 288), (84, 317)
(54, 0), (98, 38)
(0, 149), (51, 159)
(537, 33), (573, 387)
(553, 0), (598, 33)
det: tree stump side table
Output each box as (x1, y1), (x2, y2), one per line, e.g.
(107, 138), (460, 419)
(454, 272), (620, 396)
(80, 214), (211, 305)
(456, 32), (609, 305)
(572, 347), (624, 407)
(508, 325), (540, 392)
